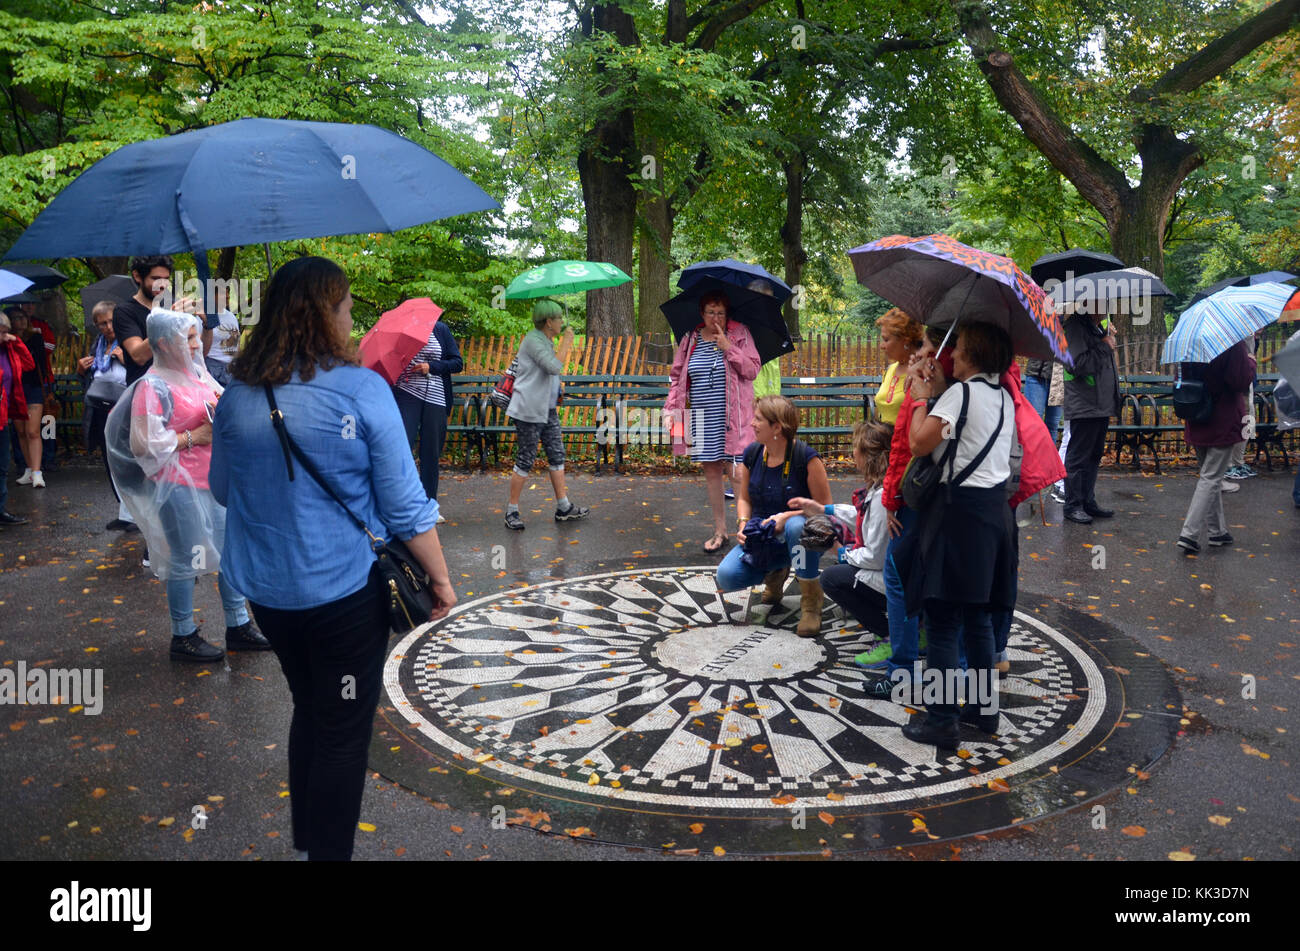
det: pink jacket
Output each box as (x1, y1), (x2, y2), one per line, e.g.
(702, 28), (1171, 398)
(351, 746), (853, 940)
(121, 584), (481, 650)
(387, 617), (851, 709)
(664, 321), (761, 457)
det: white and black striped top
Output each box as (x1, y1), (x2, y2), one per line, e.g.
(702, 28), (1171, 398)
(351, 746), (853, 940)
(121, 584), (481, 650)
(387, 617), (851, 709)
(395, 327), (447, 406)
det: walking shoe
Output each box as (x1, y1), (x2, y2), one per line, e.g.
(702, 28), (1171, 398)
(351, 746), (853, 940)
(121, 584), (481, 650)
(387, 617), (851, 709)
(1049, 487), (1066, 504)
(1083, 503), (1114, 518)
(31, 471), (45, 488)
(863, 675), (896, 699)
(1220, 480), (1240, 493)
(226, 621), (272, 651)
(504, 511), (525, 531)
(959, 704), (1000, 735)
(555, 503), (590, 522)
(854, 643), (893, 669)
(105, 519), (134, 531)
(1176, 535), (1200, 554)
(1207, 532), (1234, 547)
(0, 510), (28, 525)
(436, 514), (446, 524)
(1239, 464), (1258, 477)
(170, 631), (225, 662)
(1224, 466), (1245, 480)
(142, 555), (152, 568)
(724, 485), (735, 500)
(15, 468), (32, 485)
(902, 716), (960, 751)
(1064, 509), (1093, 524)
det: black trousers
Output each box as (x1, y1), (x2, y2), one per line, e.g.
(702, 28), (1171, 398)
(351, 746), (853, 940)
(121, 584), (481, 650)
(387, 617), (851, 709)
(86, 399), (120, 502)
(820, 563), (889, 638)
(395, 391), (447, 501)
(1063, 416), (1109, 512)
(251, 566), (389, 861)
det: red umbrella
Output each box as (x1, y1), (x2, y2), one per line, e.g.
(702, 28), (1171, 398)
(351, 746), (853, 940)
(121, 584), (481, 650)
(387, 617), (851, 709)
(359, 298), (443, 384)
(1279, 288), (1300, 324)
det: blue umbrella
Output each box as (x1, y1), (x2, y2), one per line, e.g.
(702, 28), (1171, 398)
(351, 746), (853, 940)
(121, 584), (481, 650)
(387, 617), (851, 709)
(0, 269), (34, 301)
(4, 118), (499, 294)
(1189, 270), (1296, 305)
(678, 258), (793, 304)
(1161, 282), (1296, 365)
(660, 277), (794, 364)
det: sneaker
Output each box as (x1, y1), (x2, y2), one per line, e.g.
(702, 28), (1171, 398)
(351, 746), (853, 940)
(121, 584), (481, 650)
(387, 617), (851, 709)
(504, 511), (525, 531)
(170, 631), (225, 662)
(1220, 480), (1240, 493)
(1224, 466), (1247, 480)
(1239, 464), (1258, 477)
(555, 503), (590, 522)
(863, 675), (896, 699)
(724, 485), (735, 500)
(854, 643), (893, 669)
(1176, 535), (1200, 554)
(142, 555), (152, 568)
(436, 514), (446, 524)
(1049, 487), (1066, 504)
(1207, 532), (1234, 547)
(16, 468), (33, 485)
(31, 471), (45, 488)
(902, 716), (960, 751)
(226, 621), (272, 651)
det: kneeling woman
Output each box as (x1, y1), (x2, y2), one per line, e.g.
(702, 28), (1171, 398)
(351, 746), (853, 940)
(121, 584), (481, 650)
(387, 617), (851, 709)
(716, 395), (832, 636)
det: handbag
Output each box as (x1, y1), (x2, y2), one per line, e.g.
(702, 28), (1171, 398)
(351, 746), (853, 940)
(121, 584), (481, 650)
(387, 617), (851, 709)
(901, 384), (969, 510)
(85, 374), (127, 406)
(489, 356), (520, 409)
(263, 384), (437, 633)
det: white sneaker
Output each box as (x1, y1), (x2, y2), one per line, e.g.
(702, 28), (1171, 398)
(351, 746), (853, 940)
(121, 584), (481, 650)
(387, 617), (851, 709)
(436, 514), (446, 524)
(16, 468), (33, 485)
(1220, 480), (1240, 493)
(31, 471), (45, 488)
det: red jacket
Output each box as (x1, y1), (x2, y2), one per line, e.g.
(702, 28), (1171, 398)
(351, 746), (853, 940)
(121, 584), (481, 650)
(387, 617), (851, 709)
(0, 336), (36, 429)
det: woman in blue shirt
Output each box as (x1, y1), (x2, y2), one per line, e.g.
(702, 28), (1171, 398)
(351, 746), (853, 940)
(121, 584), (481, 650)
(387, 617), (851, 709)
(210, 256), (456, 861)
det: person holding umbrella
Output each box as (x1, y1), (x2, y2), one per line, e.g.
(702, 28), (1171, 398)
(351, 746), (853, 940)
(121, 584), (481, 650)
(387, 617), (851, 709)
(664, 290), (762, 553)
(392, 305), (462, 509)
(503, 299), (590, 530)
(1061, 306), (1120, 524)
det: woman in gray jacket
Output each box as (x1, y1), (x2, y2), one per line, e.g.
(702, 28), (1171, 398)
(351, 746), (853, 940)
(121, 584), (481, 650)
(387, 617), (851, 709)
(504, 299), (591, 530)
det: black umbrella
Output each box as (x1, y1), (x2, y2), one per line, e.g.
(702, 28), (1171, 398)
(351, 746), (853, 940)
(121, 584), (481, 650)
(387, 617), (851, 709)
(80, 275), (137, 328)
(2, 263), (68, 290)
(1030, 249), (1124, 287)
(660, 278), (794, 365)
(1190, 271), (1297, 306)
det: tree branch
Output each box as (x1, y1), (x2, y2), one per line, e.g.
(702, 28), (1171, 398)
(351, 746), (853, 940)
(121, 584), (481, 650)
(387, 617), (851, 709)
(1139, 0), (1300, 101)
(692, 0), (775, 51)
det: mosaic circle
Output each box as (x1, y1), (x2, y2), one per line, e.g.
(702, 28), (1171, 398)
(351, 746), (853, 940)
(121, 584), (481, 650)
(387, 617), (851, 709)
(383, 567), (1111, 812)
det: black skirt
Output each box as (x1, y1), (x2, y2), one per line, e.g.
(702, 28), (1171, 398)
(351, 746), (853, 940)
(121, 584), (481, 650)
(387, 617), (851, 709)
(895, 482), (1017, 619)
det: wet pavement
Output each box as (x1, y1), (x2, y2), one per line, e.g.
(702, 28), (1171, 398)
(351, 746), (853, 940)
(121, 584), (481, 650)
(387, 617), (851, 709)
(1, 457), (1296, 861)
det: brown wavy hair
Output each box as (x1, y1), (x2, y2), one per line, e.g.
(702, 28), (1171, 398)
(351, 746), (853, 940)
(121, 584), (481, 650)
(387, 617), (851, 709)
(852, 420), (892, 488)
(232, 256), (358, 385)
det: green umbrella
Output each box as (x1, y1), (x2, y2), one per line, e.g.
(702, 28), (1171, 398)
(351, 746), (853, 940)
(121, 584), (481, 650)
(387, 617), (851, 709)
(504, 260), (631, 299)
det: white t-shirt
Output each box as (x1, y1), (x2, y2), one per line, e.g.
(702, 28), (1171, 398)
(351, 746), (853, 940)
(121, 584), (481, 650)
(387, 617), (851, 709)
(928, 374), (1013, 488)
(207, 310), (241, 365)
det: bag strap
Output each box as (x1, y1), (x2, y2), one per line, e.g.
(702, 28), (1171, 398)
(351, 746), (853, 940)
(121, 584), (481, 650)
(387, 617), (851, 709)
(939, 382), (970, 484)
(264, 383), (383, 548)
(952, 384), (1006, 487)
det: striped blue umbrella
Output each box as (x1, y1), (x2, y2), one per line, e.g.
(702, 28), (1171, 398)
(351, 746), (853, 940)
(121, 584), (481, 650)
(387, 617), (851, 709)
(1161, 282), (1296, 365)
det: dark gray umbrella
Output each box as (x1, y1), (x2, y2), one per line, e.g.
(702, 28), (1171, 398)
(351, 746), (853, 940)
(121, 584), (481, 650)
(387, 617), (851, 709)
(1190, 271), (1297, 306)
(3, 263), (68, 290)
(1030, 249), (1124, 287)
(79, 275), (137, 328)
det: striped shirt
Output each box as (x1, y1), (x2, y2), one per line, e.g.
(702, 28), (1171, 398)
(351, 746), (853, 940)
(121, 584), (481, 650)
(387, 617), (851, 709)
(395, 327), (446, 406)
(687, 337), (727, 462)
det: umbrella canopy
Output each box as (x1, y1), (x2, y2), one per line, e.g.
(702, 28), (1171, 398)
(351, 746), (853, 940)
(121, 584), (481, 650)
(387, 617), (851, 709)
(678, 258), (793, 304)
(1272, 333), (1300, 387)
(1278, 288), (1300, 324)
(358, 298), (443, 385)
(848, 234), (1070, 363)
(1190, 271), (1297, 306)
(504, 260), (630, 299)
(2, 263), (68, 290)
(660, 277), (794, 365)
(1030, 249), (1123, 287)
(80, 275), (138, 328)
(0, 269), (34, 301)
(1047, 266), (1170, 304)
(4, 118), (499, 265)
(1161, 282), (1296, 365)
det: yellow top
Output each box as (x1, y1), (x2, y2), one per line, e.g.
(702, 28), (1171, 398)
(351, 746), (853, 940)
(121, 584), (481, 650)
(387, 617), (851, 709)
(874, 361), (906, 424)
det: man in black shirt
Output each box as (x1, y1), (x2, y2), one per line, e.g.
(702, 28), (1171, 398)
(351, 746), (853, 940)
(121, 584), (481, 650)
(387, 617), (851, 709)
(114, 255), (173, 385)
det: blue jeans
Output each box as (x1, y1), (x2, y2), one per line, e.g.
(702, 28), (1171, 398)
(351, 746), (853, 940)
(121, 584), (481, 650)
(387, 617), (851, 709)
(921, 599), (995, 727)
(716, 515), (822, 591)
(884, 506), (921, 675)
(159, 491), (249, 637)
(1023, 375), (1062, 444)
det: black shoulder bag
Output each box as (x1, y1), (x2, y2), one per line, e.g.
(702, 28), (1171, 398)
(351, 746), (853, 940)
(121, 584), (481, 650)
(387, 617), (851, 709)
(264, 384), (437, 633)
(902, 383), (970, 510)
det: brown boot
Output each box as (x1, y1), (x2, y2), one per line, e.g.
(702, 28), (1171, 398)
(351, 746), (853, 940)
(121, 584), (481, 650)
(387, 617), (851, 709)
(761, 567), (790, 605)
(796, 578), (824, 638)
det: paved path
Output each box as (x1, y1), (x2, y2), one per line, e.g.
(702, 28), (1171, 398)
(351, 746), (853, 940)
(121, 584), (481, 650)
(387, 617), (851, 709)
(1, 459), (1295, 860)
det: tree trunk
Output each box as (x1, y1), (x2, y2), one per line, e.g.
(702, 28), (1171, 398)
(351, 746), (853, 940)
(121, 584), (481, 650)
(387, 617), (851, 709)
(577, 5), (639, 337)
(636, 136), (673, 336)
(781, 151), (808, 339)
(82, 256), (130, 281)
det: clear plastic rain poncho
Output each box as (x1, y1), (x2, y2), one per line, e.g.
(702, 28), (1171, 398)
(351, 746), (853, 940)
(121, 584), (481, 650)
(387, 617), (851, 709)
(106, 308), (227, 582)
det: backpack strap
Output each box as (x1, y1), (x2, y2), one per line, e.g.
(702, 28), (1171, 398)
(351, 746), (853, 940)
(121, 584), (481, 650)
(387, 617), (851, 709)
(952, 384), (1005, 487)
